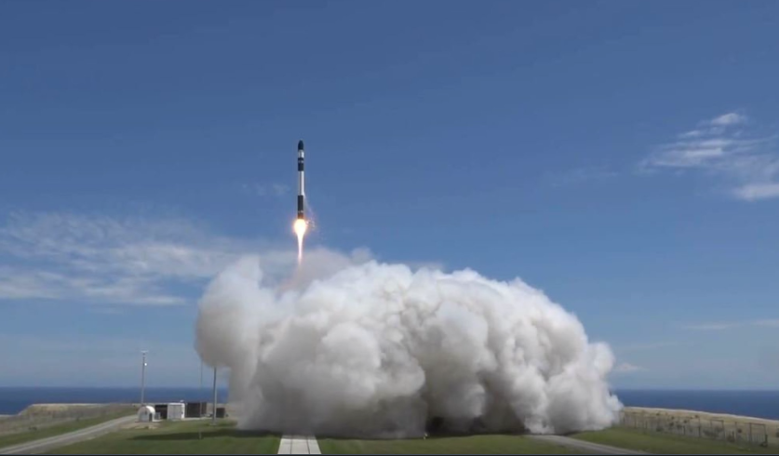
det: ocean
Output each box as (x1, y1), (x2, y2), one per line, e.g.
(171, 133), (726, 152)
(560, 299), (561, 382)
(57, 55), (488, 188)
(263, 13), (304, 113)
(614, 390), (779, 420)
(1, 388), (778, 420)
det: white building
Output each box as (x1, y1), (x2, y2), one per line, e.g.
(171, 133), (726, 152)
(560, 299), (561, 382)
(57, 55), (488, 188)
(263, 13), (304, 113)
(167, 402), (185, 421)
(137, 405), (155, 423)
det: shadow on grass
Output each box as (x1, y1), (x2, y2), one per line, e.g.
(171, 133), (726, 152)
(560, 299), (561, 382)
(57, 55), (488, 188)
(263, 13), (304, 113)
(130, 429), (279, 441)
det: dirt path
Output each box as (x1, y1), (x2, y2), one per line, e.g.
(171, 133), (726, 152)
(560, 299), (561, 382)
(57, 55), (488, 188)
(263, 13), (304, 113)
(0, 415), (135, 455)
(530, 434), (649, 454)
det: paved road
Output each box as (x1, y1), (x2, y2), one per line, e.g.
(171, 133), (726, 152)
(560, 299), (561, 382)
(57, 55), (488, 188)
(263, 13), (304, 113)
(530, 434), (648, 455)
(0, 415), (136, 455)
(277, 435), (321, 454)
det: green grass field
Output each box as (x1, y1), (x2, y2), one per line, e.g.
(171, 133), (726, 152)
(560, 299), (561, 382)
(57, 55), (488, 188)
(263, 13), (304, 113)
(573, 427), (777, 454)
(45, 420), (281, 455)
(318, 434), (583, 454)
(28, 417), (779, 455)
(0, 412), (134, 449)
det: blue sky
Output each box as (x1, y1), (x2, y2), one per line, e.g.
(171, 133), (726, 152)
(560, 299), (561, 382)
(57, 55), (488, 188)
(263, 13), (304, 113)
(1, 1), (778, 389)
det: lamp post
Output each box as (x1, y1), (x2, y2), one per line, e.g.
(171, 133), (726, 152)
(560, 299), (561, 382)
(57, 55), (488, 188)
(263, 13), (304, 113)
(140, 351), (148, 406)
(212, 366), (218, 425)
(200, 360), (204, 418)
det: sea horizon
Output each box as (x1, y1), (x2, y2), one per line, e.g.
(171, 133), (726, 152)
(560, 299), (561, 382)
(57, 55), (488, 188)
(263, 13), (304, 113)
(4, 386), (778, 391)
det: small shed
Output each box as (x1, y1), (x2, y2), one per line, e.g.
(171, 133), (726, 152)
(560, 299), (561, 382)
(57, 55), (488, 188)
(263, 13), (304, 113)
(167, 402), (185, 421)
(185, 402), (207, 418)
(154, 403), (168, 420)
(137, 405), (155, 423)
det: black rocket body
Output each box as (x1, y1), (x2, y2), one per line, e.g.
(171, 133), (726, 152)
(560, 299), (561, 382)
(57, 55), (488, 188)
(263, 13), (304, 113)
(297, 140), (305, 220)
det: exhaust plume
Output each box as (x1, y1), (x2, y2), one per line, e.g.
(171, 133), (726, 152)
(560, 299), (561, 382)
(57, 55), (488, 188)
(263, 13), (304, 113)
(195, 248), (621, 437)
(293, 219), (308, 264)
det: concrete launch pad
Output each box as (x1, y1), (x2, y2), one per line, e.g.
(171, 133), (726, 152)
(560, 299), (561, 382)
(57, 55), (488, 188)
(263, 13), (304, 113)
(277, 434), (321, 454)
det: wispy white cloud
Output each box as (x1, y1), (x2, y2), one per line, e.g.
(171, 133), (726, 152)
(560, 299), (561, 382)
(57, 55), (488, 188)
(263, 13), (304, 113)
(617, 341), (678, 353)
(640, 111), (779, 201)
(708, 112), (748, 127)
(674, 112), (746, 140)
(646, 137), (767, 169)
(272, 183), (290, 196)
(733, 183), (779, 201)
(613, 362), (646, 374)
(0, 211), (384, 307)
(753, 319), (779, 328)
(0, 268), (184, 305)
(242, 182), (290, 197)
(90, 307), (125, 316)
(681, 322), (742, 331)
(681, 319), (779, 331)
(0, 212), (301, 306)
(679, 129), (705, 139)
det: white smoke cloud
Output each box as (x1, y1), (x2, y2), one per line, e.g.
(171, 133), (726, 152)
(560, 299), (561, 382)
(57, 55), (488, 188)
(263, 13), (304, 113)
(195, 247), (621, 437)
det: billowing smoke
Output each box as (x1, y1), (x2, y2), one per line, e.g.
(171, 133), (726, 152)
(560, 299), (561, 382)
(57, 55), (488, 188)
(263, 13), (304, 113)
(195, 247), (621, 437)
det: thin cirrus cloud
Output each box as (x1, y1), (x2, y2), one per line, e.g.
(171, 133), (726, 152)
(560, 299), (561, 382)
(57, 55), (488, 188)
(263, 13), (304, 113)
(681, 319), (779, 331)
(612, 362), (646, 374)
(0, 212), (298, 306)
(732, 183), (779, 201)
(0, 211), (382, 307)
(0, 267), (184, 305)
(677, 112), (748, 139)
(708, 112), (748, 127)
(616, 341), (678, 353)
(242, 182), (290, 197)
(640, 111), (779, 201)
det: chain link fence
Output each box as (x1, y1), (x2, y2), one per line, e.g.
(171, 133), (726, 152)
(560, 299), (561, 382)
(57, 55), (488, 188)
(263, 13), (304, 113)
(620, 409), (779, 449)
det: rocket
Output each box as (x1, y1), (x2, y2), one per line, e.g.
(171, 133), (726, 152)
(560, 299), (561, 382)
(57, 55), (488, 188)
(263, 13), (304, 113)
(297, 140), (305, 220)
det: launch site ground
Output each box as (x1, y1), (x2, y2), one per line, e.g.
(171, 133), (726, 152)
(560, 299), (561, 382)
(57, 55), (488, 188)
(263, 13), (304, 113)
(2, 417), (776, 455)
(0, 413), (130, 449)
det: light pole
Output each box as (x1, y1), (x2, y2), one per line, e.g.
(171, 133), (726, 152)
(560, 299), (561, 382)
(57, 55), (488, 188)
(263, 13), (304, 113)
(211, 366), (218, 425)
(199, 360), (204, 418)
(140, 351), (148, 406)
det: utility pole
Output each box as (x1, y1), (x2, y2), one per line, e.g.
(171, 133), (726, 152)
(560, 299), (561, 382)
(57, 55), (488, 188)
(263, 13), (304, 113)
(211, 366), (218, 425)
(199, 360), (204, 418)
(140, 351), (148, 406)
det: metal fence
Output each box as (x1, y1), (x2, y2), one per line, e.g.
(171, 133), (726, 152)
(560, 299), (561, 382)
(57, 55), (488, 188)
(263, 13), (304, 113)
(620, 409), (779, 448)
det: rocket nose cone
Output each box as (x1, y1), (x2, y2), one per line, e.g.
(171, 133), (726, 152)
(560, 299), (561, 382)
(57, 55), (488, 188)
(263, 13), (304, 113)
(298, 140), (304, 151)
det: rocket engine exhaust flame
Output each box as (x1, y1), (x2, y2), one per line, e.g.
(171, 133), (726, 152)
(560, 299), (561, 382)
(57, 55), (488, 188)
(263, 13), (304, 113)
(293, 218), (308, 264)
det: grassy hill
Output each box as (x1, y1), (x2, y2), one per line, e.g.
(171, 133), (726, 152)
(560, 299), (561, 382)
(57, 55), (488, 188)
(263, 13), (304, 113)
(573, 427), (777, 454)
(45, 420), (280, 455)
